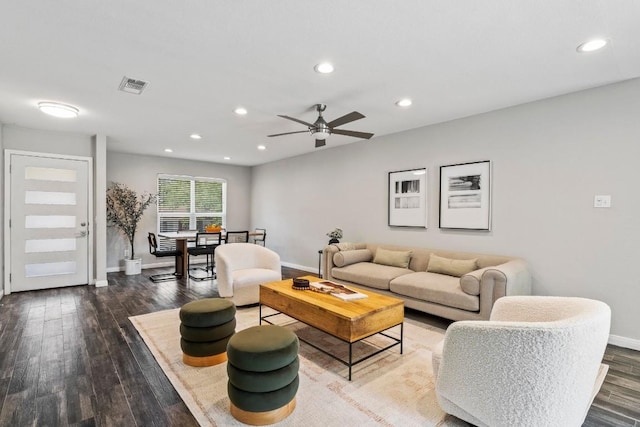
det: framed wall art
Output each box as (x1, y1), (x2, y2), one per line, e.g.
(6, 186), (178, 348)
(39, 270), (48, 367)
(439, 160), (491, 230)
(388, 168), (427, 227)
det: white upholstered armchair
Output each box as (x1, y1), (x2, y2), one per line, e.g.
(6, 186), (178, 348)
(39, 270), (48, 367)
(214, 243), (282, 306)
(432, 296), (611, 427)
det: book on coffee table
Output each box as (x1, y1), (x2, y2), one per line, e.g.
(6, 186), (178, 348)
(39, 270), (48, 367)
(309, 280), (368, 301)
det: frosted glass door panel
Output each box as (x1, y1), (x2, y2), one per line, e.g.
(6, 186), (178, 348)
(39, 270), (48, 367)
(25, 238), (77, 253)
(25, 191), (76, 205)
(25, 167), (77, 182)
(25, 215), (76, 228)
(25, 261), (77, 277)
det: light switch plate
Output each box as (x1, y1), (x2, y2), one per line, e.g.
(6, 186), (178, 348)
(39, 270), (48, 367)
(594, 195), (611, 208)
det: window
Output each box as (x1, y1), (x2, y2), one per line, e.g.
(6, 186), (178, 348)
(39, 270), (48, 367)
(157, 174), (226, 248)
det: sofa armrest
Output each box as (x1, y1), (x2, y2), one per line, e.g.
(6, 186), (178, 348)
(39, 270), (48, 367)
(322, 245), (340, 280)
(435, 320), (582, 426)
(215, 250), (233, 298)
(477, 259), (531, 319)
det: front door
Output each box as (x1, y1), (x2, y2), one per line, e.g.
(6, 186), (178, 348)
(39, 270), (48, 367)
(8, 152), (91, 292)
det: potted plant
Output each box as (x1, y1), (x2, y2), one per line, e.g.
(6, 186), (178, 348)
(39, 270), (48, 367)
(106, 182), (156, 275)
(326, 228), (343, 244)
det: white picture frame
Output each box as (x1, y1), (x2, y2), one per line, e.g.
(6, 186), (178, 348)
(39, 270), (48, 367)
(439, 161), (491, 230)
(388, 168), (427, 228)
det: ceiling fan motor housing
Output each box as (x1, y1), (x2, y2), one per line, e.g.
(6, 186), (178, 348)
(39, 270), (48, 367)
(311, 115), (331, 139)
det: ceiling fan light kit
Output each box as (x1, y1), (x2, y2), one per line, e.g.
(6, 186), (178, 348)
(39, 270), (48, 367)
(268, 103), (374, 148)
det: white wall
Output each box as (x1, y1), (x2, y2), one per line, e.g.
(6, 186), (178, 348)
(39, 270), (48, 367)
(2, 125), (93, 157)
(251, 78), (640, 343)
(106, 151), (252, 270)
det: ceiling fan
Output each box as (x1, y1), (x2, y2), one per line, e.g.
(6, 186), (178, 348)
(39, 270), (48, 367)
(267, 104), (374, 148)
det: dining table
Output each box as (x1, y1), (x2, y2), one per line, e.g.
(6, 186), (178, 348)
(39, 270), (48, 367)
(158, 230), (262, 277)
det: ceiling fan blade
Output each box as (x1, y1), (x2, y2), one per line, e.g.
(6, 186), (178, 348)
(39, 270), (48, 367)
(331, 128), (374, 139)
(315, 139), (326, 148)
(277, 115), (315, 127)
(327, 111), (365, 128)
(267, 130), (309, 137)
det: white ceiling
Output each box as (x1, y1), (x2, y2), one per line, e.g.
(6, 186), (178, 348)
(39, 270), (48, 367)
(1, 1), (639, 166)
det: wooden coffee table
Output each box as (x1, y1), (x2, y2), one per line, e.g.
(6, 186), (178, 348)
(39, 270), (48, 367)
(259, 275), (404, 380)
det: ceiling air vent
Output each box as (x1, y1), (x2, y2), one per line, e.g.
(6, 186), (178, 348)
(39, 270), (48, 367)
(118, 76), (149, 95)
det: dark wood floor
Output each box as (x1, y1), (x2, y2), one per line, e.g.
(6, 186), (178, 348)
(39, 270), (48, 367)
(0, 267), (638, 426)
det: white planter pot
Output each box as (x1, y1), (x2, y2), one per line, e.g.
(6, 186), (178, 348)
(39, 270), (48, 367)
(124, 258), (142, 275)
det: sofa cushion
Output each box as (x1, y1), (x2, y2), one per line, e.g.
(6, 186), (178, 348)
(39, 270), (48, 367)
(373, 248), (412, 268)
(333, 249), (373, 267)
(332, 262), (412, 290)
(232, 268), (282, 286)
(390, 272), (480, 311)
(427, 254), (478, 277)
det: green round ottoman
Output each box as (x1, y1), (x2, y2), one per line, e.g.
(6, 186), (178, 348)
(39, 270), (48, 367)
(226, 325), (299, 425)
(179, 298), (236, 366)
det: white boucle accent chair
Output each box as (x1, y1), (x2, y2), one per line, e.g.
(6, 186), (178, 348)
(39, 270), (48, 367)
(432, 296), (611, 427)
(214, 243), (282, 306)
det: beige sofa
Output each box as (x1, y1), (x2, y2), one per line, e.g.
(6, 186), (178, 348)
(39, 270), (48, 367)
(322, 243), (531, 321)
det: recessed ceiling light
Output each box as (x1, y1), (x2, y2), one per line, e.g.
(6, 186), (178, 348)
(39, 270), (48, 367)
(37, 101), (79, 118)
(314, 62), (334, 74)
(234, 107), (248, 115)
(190, 133), (202, 140)
(223, 156), (231, 160)
(257, 145), (266, 150)
(396, 98), (412, 107)
(577, 38), (608, 53)
(164, 148), (173, 153)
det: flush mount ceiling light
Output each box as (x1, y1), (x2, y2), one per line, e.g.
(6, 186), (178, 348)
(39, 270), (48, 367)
(577, 38), (608, 53)
(257, 145), (266, 150)
(314, 62), (334, 74)
(37, 101), (79, 118)
(164, 148), (173, 153)
(234, 107), (248, 115)
(190, 133), (202, 140)
(223, 156), (231, 160)
(396, 98), (413, 107)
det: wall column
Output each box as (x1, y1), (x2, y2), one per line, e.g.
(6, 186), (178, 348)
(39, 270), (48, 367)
(93, 134), (108, 287)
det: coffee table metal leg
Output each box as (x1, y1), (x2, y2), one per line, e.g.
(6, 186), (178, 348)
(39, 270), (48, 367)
(349, 343), (353, 381)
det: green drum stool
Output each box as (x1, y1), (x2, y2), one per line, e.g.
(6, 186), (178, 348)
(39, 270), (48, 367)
(227, 325), (299, 425)
(179, 298), (236, 367)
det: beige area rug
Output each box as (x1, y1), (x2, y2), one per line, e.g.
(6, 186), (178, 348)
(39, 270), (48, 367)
(129, 307), (468, 426)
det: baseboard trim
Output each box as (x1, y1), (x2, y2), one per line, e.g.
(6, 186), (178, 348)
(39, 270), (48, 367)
(107, 260), (175, 273)
(609, 334), (640, 351)
(94, 280), (109, 288)
(281, 262), (317, 275)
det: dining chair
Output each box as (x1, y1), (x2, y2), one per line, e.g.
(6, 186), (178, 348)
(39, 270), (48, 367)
(252, 228), (266, 246)
(225, 230), (249, 243)
(147, 232), (183, 282)
(187, 232), (222, 281)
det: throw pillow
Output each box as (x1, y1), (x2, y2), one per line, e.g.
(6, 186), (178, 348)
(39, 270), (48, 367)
(460, 270), (483, 295)
(427, 254), (478, 277)
(333, 249), (373, 267)
(373, 248), (411, 269)
(335, 242), (357, 251)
